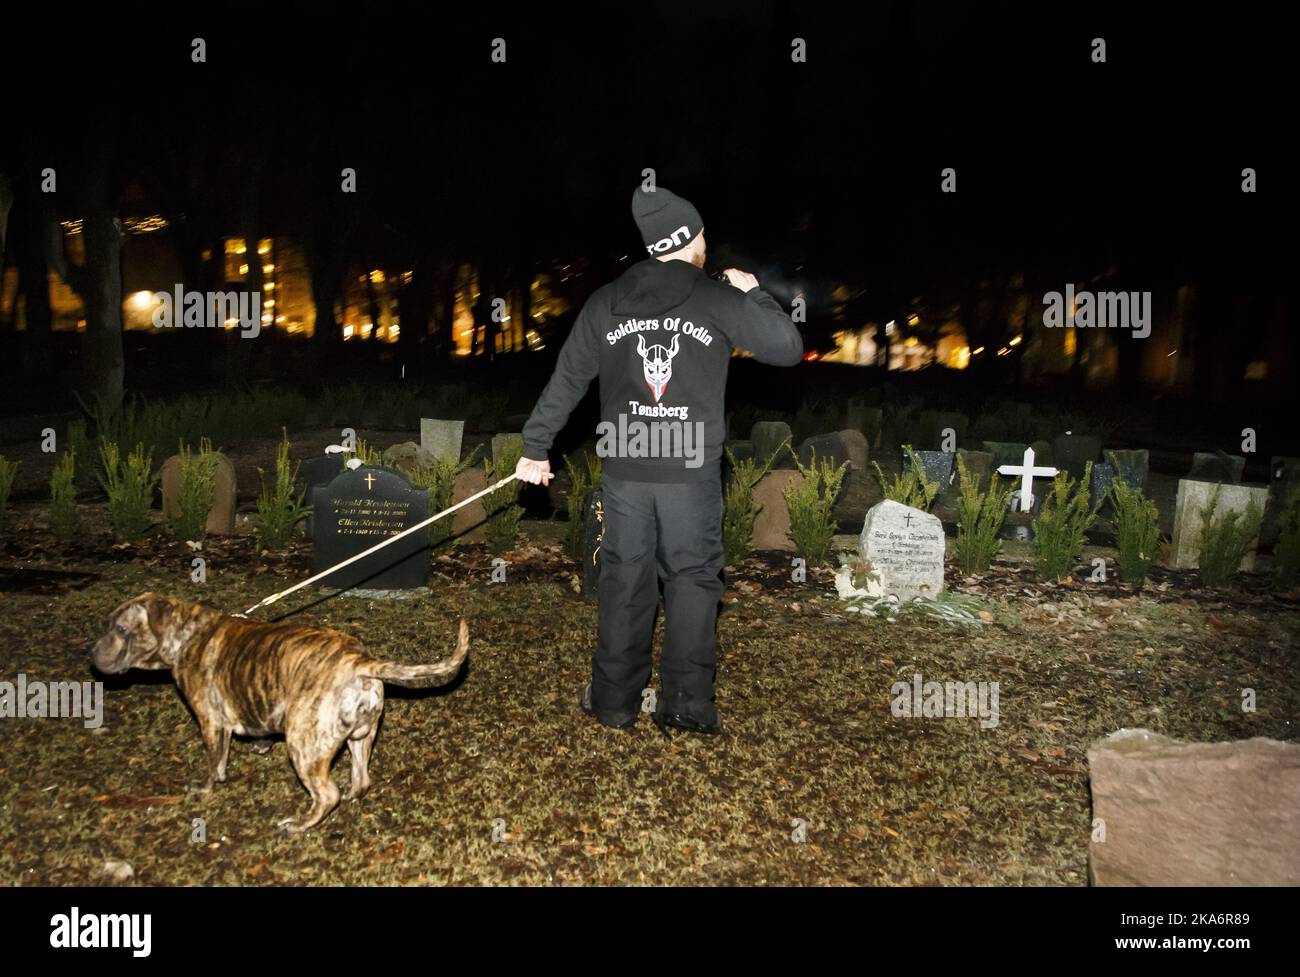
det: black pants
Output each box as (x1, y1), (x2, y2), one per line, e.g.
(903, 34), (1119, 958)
(591, 475), (725, 725)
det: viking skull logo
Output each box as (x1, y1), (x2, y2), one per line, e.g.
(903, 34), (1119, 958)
(637, 334), (679, 402)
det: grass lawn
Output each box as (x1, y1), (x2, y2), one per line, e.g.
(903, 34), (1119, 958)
(2, 501), (1296, 887)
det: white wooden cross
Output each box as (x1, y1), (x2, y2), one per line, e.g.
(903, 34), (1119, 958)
(997, 446), (1058, 512)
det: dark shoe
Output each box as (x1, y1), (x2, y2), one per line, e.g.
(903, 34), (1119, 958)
(651, 709), (723, 737)
(580, 684), (637, 729)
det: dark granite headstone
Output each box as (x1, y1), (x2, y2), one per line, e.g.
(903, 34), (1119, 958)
(1090, 462), (1117, 511)
(1030, 440), (1054, 467)
(1263, 456), (1300, 547)
(983, 441), (1029, 470)
(917, 411), (970, 451)
(907, 449), (955, 492)
(301, 453), (344, 540)
(1053, 433), (1102, 481)
(751, 421), (795, 469)
(1188, 451), (1245, 485)
(311, 466), (431, 590)
(1105, 448), (1149, 492)
(798, 432), (862, 473)
(582, 488), (605, 597)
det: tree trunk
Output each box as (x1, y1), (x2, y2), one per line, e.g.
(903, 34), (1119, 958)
(81, 212), (125, 411)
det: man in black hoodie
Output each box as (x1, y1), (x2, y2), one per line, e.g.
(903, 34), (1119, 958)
(515, 185), (802, 734)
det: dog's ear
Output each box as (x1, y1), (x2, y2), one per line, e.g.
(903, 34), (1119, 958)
(139, 593), (176, 638)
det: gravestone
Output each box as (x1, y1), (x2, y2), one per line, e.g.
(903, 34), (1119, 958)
(983, 441), (1029, 470)
(858, 500), (946, 602)
(751, 421), (795, 469)
(159, 452), (238, 537)
(1089, 462), (1117, 510)
(311, 466), (430, 590)
(1170, 479), (1268, 570)
(917, 410), (969, 451)
(907, 449), (955, 493)
(1262, 456), (1300, 548)
(1187, 451), (1245, 484)
(751, 470), (802, 551)
(1029, 440), (1053, 468)
(381, 441), (434, 477)
(420, 418), (465, 463)
(797, 431), (862, 473)
(1087, 729), (1300, 886)
(450, 467), (488, 543)
(582, 488), (605, 597)
(1104, 448), (1149, 492)
(301, 453), (344, 540)
(491, 432), (524, 462)
(846, 400), (884, 448)
(1052, 433), (1101, 481)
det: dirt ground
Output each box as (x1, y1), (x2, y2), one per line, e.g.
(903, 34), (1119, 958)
(0, 433), (1297, 886)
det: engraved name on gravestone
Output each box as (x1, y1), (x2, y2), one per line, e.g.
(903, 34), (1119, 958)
(858, 500), (946, 602)
(311, 467), (430, 590)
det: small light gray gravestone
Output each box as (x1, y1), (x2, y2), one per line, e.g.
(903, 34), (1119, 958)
(420, 418), (464, 463)
(858, 500), (946, 602)
(1170, 479), (1269, 570)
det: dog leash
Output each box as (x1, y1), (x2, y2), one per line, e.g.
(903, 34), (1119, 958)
(235, 473), (520, 618)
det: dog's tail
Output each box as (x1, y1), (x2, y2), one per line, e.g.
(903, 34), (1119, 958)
(364, 618), (469, 688)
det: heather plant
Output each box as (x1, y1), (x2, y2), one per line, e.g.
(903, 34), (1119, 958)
(1197, 488), (1263, 588)
(1274, 486), (1300, 589)
(255, 431), (310, 550)
(0, 456), (17, 534)
(169, 437), (220, 543)
(482, 442), (524, 556)
(872, 445), (940, 511)
(564, 450), (603, 560)
(98, 440), (159, 542)
(953, 455), (1010, 573)
(1031, 462), (1101, 582)
(49, 451), (79, 542)
(784, 450), (848, 566)
(1109, 479), (1161, 585)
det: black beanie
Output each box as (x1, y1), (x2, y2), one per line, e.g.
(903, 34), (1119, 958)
(631, 186), (703, 256)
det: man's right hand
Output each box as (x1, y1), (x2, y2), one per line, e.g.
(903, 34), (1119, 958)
(721, 268), (759, 293)
(515, 456), (553, 485)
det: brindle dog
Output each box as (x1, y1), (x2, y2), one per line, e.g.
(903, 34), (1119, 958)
(91, 592), (469, 833)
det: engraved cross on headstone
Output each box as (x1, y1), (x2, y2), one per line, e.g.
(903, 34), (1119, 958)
(365, 472), (376, 490)
(997, 446), (1058, 512)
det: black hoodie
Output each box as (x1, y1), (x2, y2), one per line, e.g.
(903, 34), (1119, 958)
(522, 258), (803, 483)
